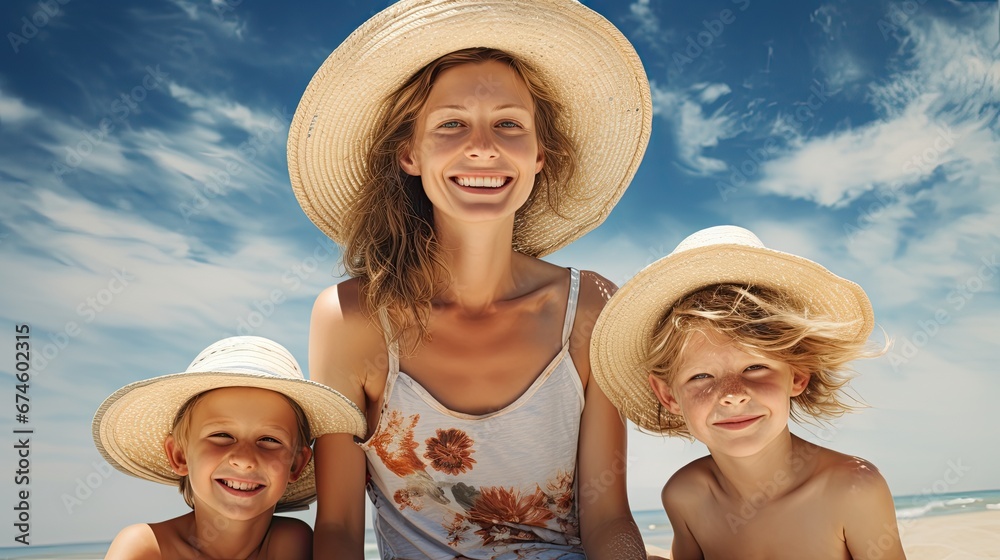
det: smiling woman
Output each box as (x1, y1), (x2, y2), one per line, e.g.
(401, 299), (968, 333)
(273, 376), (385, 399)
(285, 0), (652, 558)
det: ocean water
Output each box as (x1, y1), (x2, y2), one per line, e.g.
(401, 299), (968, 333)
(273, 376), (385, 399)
(3, 489), (998, 559)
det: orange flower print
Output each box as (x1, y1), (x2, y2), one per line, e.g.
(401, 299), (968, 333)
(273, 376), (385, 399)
(468, 486), (555, 545)
(424, 428), (477, 475)
(546, 470), (575, 517)
(393, 488), (422, 511)
(443, 513), (471, 547)
(370, 410), (424, 477)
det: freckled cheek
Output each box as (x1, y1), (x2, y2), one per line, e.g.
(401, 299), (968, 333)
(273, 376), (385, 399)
(261, 452), (296, 476)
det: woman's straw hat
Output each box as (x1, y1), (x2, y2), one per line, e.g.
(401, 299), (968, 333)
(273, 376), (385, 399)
(92, 336), (366, 511)
(287, 0), (651, 257)
(590, 226), (874, 433)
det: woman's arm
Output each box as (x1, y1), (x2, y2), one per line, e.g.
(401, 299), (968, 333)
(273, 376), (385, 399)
(309, 281), (378, 560)
(574, 271), (647, 559)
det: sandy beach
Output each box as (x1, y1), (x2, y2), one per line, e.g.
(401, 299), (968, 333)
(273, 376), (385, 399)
(2, 511), (997, 559)
(900, 510), (1000, 560)
(642, 510), (1000, 560)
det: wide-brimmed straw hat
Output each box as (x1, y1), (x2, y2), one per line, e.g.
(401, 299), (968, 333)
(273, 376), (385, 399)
(590, 225), (874, 434)
(92, 336), (366, 511)
(287, 0), (652, 257)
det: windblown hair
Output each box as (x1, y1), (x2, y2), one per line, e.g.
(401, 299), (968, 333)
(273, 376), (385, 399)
(170, 389), (312, 512)
(342, 47), (577, 350)
(644, 284), (878, 438)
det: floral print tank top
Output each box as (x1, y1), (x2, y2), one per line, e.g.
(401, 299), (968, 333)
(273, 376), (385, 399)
(359, 269), (586, 559)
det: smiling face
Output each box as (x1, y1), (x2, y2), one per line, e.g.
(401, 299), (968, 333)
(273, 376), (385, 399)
(649, 329), (810, 458)
(399, 60), (544, 228)
(165, 387), (311, 521)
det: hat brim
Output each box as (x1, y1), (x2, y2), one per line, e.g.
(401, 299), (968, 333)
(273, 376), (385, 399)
(92, 371), (366, 510)
(287, 0), (651, 257)
(590, 243), (874, 434)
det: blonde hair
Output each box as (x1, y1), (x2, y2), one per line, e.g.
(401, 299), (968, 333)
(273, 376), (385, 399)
(342, 47), (577, 350)
(645, 284), (878, 438)
(170, 388), (312, 510)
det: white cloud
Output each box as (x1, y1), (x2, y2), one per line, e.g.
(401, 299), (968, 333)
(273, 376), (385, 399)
(627, 0), (670, 46)
(651, 81), (741, 175)
(695, 82), (732, 105)
(0, 90), (41, 123)
(755, 9), (999, 207)
(167, 82), (282, 134)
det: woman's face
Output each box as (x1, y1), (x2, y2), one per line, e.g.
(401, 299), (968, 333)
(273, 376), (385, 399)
(400, 60), (544, 228)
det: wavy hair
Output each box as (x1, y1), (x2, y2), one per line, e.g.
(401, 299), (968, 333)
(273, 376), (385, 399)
(341, 48), (577, 351)
(644, 284), (880, 438)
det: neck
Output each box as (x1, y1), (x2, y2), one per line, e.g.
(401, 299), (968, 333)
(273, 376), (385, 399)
(182, 509), (271, 560)
(710, 431), (816, 502)
(433, 215), (522, 312)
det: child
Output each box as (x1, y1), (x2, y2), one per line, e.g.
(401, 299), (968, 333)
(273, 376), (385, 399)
(93, 336), (366, 560)
(591, 226), (906, 559)
(287, 0), (653, 558)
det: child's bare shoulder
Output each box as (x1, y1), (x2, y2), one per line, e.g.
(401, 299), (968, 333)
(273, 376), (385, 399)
(104, 523), (160, 560)
(662, 455), (715, 505)
(813, 446), (891, 499)
(263, 516), (312, 560)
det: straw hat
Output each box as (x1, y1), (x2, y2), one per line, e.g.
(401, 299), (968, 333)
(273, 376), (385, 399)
(92, 336), (366, 511)
(287, 0), (652, 257)
(590, 226), (874, 434)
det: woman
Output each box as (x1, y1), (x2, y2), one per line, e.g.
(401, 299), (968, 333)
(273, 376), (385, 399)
(287, 1), (652, 557)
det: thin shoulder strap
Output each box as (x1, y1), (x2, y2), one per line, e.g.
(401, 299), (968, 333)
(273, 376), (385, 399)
(561, 268), (581, 346)
(376, 308), (400, 379)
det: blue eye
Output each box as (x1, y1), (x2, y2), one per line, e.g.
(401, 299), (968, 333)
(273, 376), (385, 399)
(440, 121), (462, 128)
(497, 120), (520, 128)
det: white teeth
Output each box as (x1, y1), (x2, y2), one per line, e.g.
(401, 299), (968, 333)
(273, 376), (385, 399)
(456, 176), (505, 188)
(224, 480), (260, 491)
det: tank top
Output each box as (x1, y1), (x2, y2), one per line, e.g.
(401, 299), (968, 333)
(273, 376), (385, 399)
(359, 268), (586, 560)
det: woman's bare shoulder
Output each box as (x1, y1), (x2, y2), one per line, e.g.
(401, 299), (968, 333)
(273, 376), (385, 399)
(309, 277), (386, 407)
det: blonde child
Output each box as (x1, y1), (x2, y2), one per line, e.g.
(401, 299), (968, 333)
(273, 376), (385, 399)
(93, 336), (365, 560)
(286, 0), (653, 557)
(592, 226), (906, 560)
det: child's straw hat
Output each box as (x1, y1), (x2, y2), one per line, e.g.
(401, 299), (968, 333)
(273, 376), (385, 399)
(92, 336), (366, 511)
(287, 0), (652, 257)
(590, 226), (874, 434)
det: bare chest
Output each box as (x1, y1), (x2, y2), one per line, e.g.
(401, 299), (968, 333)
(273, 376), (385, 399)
(401, 317), (564, 414)
(693, 497), (851, 560)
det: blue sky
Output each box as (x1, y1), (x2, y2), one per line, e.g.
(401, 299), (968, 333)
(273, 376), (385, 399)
(1, 0), (998, 547)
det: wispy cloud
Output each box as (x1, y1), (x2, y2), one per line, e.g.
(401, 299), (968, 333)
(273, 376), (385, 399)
(651, 81), (741, 175)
